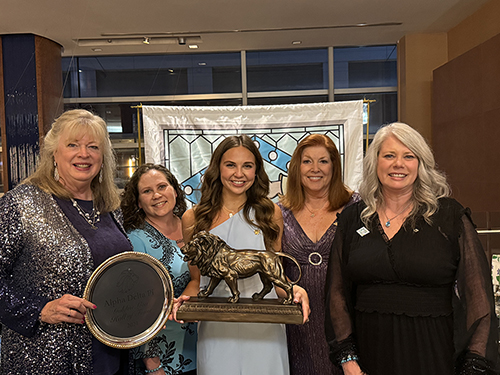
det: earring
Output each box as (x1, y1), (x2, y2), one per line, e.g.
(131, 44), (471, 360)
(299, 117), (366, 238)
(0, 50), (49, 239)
(98, 167), (103, 183)
(54, 161), (60, 182)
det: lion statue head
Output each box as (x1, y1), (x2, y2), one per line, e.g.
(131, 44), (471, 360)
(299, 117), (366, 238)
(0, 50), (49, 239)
(181, 231), (225, 274)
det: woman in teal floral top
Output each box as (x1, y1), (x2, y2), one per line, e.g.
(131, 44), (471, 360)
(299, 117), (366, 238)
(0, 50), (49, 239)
(122, 164), (197, 375)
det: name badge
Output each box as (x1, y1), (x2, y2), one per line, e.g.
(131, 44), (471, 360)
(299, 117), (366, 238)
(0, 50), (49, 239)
(356, 227), (370, 237)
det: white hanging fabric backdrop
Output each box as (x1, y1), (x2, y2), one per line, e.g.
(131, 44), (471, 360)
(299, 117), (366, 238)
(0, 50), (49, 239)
(142, 101), (363, 206)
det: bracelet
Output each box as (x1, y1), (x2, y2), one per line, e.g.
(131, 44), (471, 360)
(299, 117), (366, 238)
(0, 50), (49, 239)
(145, 364), (163, 373)
(340, 354), (358, 364)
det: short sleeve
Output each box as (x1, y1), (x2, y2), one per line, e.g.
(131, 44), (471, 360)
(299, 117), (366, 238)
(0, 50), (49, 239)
(128, 231), (149, 254)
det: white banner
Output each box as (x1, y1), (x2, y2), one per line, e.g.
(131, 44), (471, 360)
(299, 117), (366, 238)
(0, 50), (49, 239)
(142, 101), (363, 206)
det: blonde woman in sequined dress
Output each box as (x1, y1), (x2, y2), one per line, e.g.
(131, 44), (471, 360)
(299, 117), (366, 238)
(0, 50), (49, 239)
(0, 109), (132, 374)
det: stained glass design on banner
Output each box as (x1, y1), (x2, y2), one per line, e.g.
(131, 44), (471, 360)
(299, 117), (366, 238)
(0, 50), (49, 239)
(162, 125), (344, 206)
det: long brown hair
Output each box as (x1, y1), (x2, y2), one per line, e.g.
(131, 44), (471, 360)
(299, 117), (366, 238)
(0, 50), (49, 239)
(192, 135), (280, 250)
(121, 163), (187, 232)
(280, 133), (352, 211)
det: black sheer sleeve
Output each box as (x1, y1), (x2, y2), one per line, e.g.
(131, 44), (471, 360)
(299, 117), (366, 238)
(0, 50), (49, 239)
(325, 209), (360, 368)
(454, 211), (500, 374)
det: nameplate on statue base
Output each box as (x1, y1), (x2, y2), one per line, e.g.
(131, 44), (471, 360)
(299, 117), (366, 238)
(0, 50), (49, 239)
(177, 297), (304, 324)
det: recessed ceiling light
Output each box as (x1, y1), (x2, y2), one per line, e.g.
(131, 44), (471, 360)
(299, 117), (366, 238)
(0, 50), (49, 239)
(198, 62), (207, 66)
(292, 41), (302, 45)
(188, 44), (199, 49)
(92, 48), (102, 52)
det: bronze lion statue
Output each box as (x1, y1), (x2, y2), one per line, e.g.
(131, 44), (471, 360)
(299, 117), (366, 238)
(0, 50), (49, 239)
(181, 231), (301, 304)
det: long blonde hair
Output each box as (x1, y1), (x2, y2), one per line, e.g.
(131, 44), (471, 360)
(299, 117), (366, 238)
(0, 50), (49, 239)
(359, 122), (450, 227)
(24, 109), (120, 213)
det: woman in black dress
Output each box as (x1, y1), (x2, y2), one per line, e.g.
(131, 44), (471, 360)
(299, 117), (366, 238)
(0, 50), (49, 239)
(325, 122), (499, 375)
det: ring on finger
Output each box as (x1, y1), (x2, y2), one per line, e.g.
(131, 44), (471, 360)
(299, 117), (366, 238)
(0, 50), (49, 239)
(68, 309), (71, 317)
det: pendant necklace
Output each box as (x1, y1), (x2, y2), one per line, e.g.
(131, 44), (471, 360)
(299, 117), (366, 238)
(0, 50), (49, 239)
(71, 198), (101, 230)
(304, 200), (327, 218)
(222, 205), (236, 218)
(383, 202), (411, 228)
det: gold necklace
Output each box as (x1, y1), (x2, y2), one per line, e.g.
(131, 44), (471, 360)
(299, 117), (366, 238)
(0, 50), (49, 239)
(383, 202), (412, 228)
(304, 200), (327, 218)
(222, 205), (236, 218)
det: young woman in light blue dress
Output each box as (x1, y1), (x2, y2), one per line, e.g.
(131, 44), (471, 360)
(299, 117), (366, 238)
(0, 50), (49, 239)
(179, 135), (310, 375)
(121, 164), (197, 375)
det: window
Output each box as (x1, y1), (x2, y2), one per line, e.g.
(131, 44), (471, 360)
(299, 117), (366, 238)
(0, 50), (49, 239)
(62, 53), (242, 97)
(334, 45), (397, 89)
(335, 92), (398, 134)
(246, 49), (328, 92)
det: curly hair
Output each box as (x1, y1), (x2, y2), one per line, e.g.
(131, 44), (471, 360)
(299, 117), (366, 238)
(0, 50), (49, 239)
(192, 135), (280, 251)
(359, 122), (450, 227)
(121, 163), (187, 232)
(280, 133), (352, 211)
(23, 109), (120, 213)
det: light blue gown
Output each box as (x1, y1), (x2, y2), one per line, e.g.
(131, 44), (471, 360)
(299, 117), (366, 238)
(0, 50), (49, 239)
(197, 209), (289, 375)
(128, 222), (197, 374)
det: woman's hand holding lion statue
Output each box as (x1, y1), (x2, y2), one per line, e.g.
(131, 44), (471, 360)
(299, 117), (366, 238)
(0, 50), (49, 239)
(170, 231), (310, 324)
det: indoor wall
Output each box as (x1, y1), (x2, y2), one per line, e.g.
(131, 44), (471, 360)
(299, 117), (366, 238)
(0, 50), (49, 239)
(432, 27), (500, 258)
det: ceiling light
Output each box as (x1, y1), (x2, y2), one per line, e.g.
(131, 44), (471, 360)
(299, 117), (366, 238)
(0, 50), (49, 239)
(292, 41), (302, 45)
(198, 62), (207, 66)
(76, 36), (202, 47)
(92, 48), (102, 52)
(188, 44), (199, 49)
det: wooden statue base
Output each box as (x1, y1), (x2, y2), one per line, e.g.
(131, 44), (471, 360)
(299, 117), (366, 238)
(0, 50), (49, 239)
(177, 297), (304, 324)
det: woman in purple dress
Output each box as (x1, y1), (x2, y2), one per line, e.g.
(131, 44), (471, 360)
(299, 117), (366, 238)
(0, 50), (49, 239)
(279, 134), (359, 375)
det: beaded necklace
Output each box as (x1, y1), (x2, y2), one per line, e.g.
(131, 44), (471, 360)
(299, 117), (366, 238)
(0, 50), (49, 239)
(70, 198), (100, 230)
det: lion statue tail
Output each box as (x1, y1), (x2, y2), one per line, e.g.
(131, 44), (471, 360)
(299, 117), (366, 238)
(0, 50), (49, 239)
(276, 252), (302, 284)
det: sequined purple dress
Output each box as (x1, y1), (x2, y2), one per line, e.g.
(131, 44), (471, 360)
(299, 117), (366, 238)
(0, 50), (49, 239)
(279, 193), (360, 375)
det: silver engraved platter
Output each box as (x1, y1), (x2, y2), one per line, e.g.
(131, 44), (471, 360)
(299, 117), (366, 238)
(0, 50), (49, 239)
(83, 252), (174, 349)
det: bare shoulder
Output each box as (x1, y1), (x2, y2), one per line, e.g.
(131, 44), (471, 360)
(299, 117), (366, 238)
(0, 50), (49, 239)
(273, 203), (283, 222)
(182, 207), (195, 226)
(181, 208), (196, 242)
(273, 203), (284, 251)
